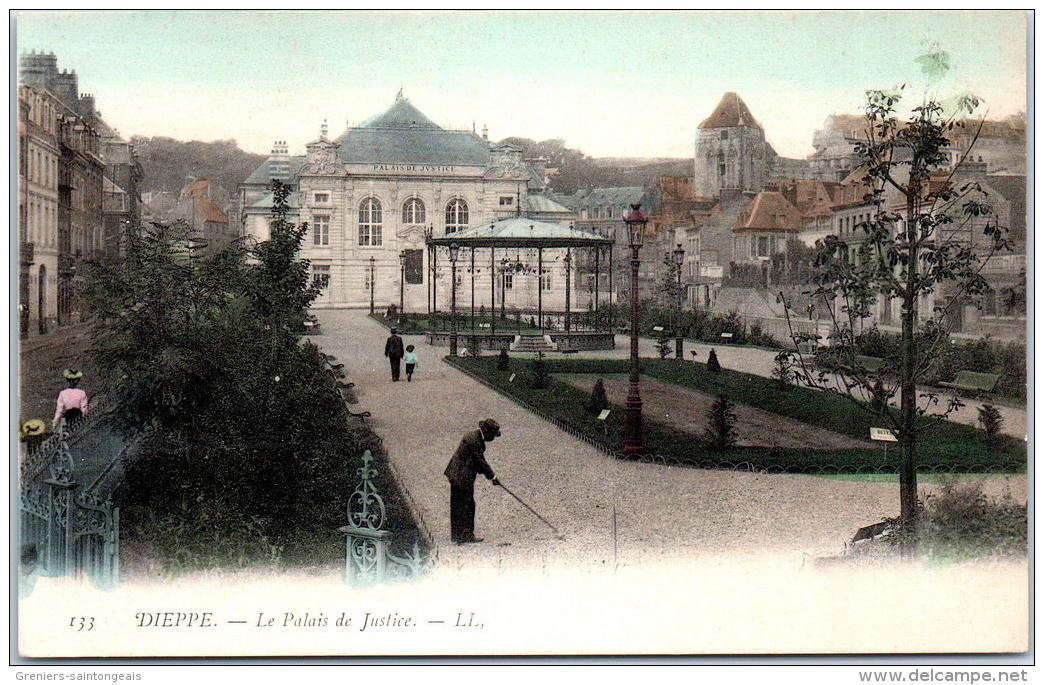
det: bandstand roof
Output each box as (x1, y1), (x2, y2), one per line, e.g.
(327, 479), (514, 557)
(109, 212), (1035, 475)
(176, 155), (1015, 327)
(427, 216), (612, 248)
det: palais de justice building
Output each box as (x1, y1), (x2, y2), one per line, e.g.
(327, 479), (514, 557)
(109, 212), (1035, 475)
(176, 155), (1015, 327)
(239, 94), (575, 313)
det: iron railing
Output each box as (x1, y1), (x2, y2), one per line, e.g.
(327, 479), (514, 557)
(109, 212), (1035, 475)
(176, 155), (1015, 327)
(340, 450), (430, 586)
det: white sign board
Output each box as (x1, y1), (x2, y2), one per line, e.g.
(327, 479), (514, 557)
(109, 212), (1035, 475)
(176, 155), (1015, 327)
(870, 427), (898, 443)
(597, 409), (610, 421)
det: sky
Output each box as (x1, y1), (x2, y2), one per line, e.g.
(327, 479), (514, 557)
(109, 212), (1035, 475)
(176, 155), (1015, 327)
(12, 10), (1029, 160)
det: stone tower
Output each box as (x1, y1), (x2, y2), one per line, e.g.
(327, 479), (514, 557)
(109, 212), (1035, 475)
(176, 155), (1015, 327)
(693, 92), (769, 198)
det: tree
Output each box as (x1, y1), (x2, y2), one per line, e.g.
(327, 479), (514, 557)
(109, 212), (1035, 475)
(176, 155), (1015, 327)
(82, 182), (350, 565)
(705, 394), (738, 452)
(587, 378), (609, 414)
(794, 52), (1010, 535)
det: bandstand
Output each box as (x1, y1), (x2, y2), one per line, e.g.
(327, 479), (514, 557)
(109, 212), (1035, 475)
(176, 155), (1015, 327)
(425, 216), (616, 352)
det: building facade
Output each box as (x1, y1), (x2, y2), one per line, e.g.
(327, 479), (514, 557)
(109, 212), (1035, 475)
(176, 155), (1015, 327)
(18, 51), (140, 334)
(18, 84), (62, 335)
(239, 94), (576, 312)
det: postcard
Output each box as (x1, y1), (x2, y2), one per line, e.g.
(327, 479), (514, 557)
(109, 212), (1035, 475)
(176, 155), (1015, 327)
(13, 10), (1030, 667)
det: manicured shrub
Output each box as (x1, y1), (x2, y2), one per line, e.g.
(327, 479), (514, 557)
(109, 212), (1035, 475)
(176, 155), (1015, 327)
(587, 378), (609, 413)
(655, 331), (672, 359)
(705, 394), (738, 451)
(978, 404), (1003, 445)
(772, 350), (794, 388)
(529, 352), (550, 389)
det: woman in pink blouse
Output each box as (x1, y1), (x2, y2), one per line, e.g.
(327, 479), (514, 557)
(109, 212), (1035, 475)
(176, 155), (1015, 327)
(53, 369), (88, 428)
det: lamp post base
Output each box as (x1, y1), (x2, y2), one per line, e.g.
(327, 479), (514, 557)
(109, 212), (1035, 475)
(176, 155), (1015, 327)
(622, 384), (643, 457)
(450, 332), (458, 357)
(675, 336), (684, 360)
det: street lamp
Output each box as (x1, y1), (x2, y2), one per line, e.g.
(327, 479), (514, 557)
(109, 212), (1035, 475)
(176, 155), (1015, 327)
(449, 242), (460, 356)
(563, 249), (572, 342)
(399, 250), (407, 317)
(622, 203), (647, 457)
(369, 256), (376, 315)
(500, 258), (509, 323)
(673, 243), (685, 360)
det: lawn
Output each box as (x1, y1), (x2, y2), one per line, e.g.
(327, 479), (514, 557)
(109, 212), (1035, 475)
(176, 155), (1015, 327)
(448, 355), (1026, 474)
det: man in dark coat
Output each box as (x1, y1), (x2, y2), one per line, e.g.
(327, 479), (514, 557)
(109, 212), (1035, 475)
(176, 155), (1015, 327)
(384, 328), (405, 381)
(444, 419), (501, 544)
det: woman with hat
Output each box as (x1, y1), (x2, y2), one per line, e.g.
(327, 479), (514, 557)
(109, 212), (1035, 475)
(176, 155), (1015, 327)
(19, 419), (47, 451)
(53, 369), (88, 429)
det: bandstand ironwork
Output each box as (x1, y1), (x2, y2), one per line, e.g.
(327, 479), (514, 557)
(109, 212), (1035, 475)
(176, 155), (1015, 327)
(425, 217), (614, 346)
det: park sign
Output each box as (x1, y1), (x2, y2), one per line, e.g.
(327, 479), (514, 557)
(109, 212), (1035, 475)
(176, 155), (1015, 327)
(870, 427), (898, 443)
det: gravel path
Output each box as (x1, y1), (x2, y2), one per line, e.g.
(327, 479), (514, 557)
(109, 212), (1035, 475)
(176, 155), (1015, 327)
(314, 310), (1026, 572)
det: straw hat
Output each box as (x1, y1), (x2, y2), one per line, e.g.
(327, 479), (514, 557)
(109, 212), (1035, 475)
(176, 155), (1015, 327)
(21, 419), (46, 438)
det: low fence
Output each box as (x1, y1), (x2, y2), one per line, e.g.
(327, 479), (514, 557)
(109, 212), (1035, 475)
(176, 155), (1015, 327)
(427, 331), (615, 352)
(549, 332), (616, 351)
(443, 356), (1022, 476)
(426, 332), (516, 351)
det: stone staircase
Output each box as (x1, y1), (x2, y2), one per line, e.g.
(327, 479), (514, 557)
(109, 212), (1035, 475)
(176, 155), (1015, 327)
(512, 334), (555, 354)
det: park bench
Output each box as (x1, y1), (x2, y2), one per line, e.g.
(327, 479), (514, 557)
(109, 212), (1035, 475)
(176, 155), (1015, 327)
(851, 517), (898, 544)
(348, 408), (371, 422)
(938, 370), (1002, 395)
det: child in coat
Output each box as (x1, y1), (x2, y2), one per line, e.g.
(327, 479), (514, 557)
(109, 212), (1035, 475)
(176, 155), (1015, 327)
(404, 345), (418, 382)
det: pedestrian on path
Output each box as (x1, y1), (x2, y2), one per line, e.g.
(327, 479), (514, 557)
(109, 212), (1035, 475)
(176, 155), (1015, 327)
(444, 418), (501, 544)
(404, 344), (418, 382)
(53, 368), (88, 429)
(384, 328), (405, 381)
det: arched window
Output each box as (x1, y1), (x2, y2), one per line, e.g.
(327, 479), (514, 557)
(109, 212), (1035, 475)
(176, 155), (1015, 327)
(359, 198), (382, 246)
(445, 199), (468, 234)
(402, 198), (425, 225)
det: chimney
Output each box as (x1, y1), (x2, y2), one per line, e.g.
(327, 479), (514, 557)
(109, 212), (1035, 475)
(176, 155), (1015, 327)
(961, 156), (988, 178)
(527, 157), (547, 185)
(270, 141), (290, 181)
(78, 93), (96, 120)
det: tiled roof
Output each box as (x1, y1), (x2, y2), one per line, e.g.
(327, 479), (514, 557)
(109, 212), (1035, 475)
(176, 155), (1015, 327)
(733, 191), (801, 232)
(556, 186), (646, 209)
(335, 96), (491, 166)
(242, 155), (306, 185)
(196, 195), (228, 224)
(247, 190), (301, 210)
(429, 216), (609, 247)
(699, 92), (761, 130)
(523, 194), (573, 214)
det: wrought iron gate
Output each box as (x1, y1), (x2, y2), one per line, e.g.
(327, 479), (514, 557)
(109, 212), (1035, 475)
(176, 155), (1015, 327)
(18, 424), (120, 589)
(341, 450), (428, 586)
